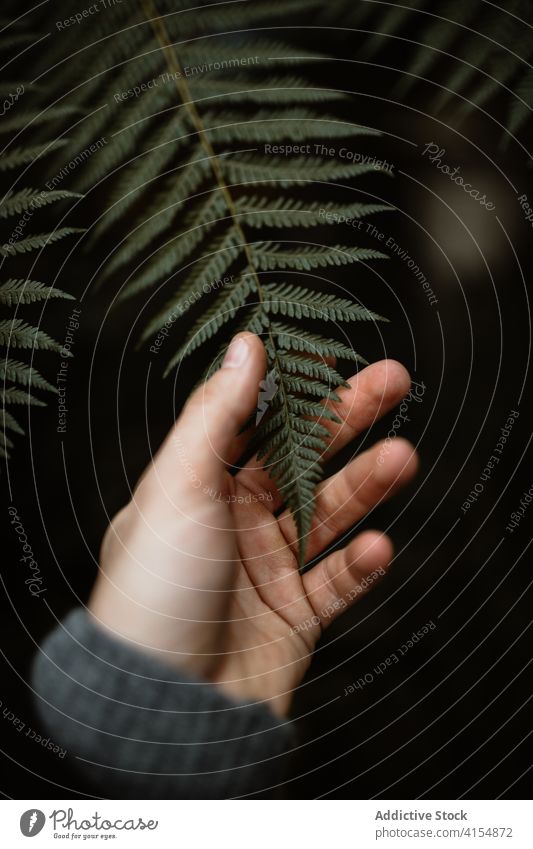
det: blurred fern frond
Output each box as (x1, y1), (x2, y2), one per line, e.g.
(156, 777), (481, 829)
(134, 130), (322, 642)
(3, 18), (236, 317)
(329, 0), (533, 140)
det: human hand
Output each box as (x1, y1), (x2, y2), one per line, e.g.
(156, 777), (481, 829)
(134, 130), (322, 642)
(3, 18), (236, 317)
(89, 332), (418, 716)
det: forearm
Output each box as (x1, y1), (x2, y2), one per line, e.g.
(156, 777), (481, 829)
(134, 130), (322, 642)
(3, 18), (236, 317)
(31, 609), (293, 799)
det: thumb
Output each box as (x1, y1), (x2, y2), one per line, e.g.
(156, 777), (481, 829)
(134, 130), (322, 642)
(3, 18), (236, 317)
(166, 332), (267, 489)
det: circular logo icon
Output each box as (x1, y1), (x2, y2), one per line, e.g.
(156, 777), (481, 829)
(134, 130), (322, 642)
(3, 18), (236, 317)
(20, 810), (46, 837)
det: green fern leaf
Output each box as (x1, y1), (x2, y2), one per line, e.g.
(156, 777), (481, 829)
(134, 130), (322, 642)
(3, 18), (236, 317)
(0, 140), (68, 171)
(253, 243), (387, 271)
(138, 230), (244, 342)
(2, 409), (24, 435)
(166, 275), (256, 369)
(36, 0), (394, 565)
(0, 434), (14, 458)
(124, 220), (240, 302)
(0, 189), (82, 219)
(283, 376), (341, 402)
(189, 76), (349, 105)
(91, 124), (204, 237)
(205, 109), (379, 144)
(262, 283), (387, 322)
(1, 228), (84, 257)
(0, 279), (73, 305)
(111, 191), (225, 290)
(271, 321), (368, 364)
(276, 350), (348, 387)
(0, 320), (65, 352)
(363, 0), (422, 58)
(1, 388), (46, 407)
(0, 359), (56, 392)
(236, 197), (393, 229)
(509, 68), (533, 134)
(286, 396), (341, 424)
(347, 0), (533, 138)
(395, 1), (479, 96)
(224, 155), (392, 187)
(0, 104), (82, 135)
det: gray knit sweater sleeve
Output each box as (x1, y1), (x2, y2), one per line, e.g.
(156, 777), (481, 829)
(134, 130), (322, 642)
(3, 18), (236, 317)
(31, 609), (293, 798)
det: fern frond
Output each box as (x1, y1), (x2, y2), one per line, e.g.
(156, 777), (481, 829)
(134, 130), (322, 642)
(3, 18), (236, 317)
(166, 275), (257, 368)
(363, 0), (422, 58)
(124, 221), (240, 302)
(255, 405), (324, 558)
(138, 230), (244, 342)
(0, 320), (64, 352)
(0, 188), (82, 219)
(189, 76), (349, 105)
(1, 387), (46, 407)
(509, 68), (533, 134)
(262, 283), (387, 323)
(271, 322), (368, 364)
(253, 243), (387, 271)
(37, 0), (393, 564)
(223, 155), (390, 187)
(0, 140), (68, 171)
(106, 178), (222, 283)
(0, 71), (80, 459)
(0, 279), (74, 305)
(2, 409), (24, 435)
(0, 434), (14, 459)
(1, 228), (83, 257)
(90, 119), (202, 234)
(205, 109), (379, 144)
(76, 94), (190, 189)
(236, 197), (393, 229)
(276, 350), (348, 387)
(0, 105), (82, 135)
(0, 358), (56, 392)
(395, 1), (481, 97)
(282, 376), (341, 401)
(345, 0), (533, 138)
(52, 47), (167, 158)
(453, 23), (533, 118)
(286, 397), (341, 424)
(431, 39), (496, 115)
(0, 32), (41, 56)
(156, 0), (322, 34)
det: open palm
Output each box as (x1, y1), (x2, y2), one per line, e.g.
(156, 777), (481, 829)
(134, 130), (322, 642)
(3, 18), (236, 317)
(90, 333), (418, 716)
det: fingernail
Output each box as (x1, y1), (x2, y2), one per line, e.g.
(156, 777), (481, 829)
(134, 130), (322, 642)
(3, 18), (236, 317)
(222, 336), (249, 369)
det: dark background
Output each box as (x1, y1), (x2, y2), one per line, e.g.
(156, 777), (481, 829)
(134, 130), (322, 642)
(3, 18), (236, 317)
(1, 2), (533, 799)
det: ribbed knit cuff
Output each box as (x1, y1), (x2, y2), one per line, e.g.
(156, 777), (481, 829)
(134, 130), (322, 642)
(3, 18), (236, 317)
(31, 609), (293, 798)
